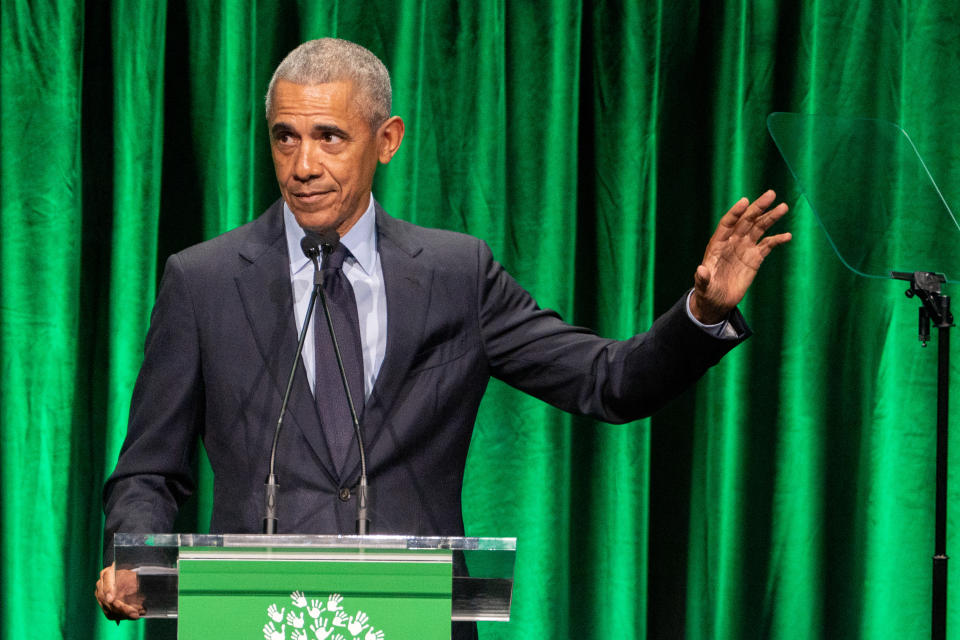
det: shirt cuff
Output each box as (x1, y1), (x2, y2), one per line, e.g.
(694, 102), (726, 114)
(685, 290), (739, 339)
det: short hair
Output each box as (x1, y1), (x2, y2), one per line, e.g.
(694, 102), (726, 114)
(265, 38), (392, 129)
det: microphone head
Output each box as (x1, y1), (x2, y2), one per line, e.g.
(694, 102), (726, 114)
(301, 230), (340, 259)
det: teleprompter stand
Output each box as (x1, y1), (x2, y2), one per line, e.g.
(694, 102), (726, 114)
(769, 113), (960, 640)
(892, 271), (954, 640)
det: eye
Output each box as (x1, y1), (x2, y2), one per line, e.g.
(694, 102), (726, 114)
(273, 131), (298, 147)
(320, 131), (343, 144)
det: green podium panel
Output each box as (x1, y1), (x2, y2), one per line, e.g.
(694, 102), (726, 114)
(178, 549), (452, 639)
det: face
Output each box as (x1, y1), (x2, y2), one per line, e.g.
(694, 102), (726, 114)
(269, 79), (403, 235)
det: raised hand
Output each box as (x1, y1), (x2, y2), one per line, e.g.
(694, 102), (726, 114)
(292, 630), (308, 640)
(267, 604), (286, 623)
(326, 593), (343, 612)
(310, 618), (333, 640)
(286, 610), (305, 629)
(291, 590), (308, 608)
(308, 599), (324, 618)
(262, 621), (285, 640)
(347, 611), (368, 636)
(331, 611), (348, 627)
(689, 190), (791, 324)
(364, 629), (385, 640)
(330, 635), (346, 640)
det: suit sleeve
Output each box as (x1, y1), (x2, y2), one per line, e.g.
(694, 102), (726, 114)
(102, 254), (204, 565)
(476, 241), (750, 423)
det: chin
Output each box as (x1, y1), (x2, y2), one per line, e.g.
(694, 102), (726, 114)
(291, 209), (341, 232)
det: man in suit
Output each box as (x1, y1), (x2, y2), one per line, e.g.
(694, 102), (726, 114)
(96, 38), (790, 629)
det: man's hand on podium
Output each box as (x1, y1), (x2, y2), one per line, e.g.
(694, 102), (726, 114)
(95, 562), (145, 620)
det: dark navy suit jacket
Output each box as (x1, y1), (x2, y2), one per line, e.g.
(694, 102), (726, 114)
(103, 197), (748, 557)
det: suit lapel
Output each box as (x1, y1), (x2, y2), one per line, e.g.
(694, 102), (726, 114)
(340, 205), (433, 484)
(234, 201), (338, 485)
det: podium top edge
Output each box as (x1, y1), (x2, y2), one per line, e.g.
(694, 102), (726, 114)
(114, 533), (517, 552)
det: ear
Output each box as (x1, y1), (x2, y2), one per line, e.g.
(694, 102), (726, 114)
(376, 116), (405, 164)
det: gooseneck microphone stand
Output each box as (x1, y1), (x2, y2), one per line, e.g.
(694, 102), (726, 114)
(262, 229), (371, 536)
(892, 271), (954, 640)
(313, 245), (370, 535)
(262, 234), (329, 534)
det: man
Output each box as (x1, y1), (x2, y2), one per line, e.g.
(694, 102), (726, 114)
(96, 38), (790, 631)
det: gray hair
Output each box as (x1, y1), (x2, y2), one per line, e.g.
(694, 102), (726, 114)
(265, 38), (392, 129)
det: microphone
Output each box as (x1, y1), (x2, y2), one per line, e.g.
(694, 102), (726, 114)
(310, 232), (371, 535)
(262, 231), (331, 534)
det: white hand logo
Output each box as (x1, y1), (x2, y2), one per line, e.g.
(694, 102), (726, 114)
(310, 618), (333, 640)
(326, 593), (343, 611)
(269, 591), (381, 640)
(347, 611), (369, 636)
(262, 622), (285, 640)
(286, 610), (305, 628)
(307, 599), (324, 618)
(267, 604), (285, 623)
(291, 590), (308, 608)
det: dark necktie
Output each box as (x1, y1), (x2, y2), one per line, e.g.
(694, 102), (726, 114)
(314, 243), (365, 476)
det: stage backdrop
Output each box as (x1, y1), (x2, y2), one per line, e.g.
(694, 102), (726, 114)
(2, 1), (959, 638)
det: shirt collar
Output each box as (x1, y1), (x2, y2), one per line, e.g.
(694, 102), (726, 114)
(283, 195), (378, 276)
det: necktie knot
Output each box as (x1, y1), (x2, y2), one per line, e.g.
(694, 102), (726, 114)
(324, 243), (349, 271)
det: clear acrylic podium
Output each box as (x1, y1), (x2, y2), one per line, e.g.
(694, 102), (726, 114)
(114, 533), (515, 638)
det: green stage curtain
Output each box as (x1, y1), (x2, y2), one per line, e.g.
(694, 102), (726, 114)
(2, 1), (958, 638)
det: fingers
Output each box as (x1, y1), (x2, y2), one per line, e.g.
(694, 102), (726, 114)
(98, 596), (143, 620)
(693, 264), (711, 294)
(722, 190), (775, 225)
(94, 565), (115, 611)
(95, 564), (144, 621)
(756, 231), (793, 258)
(712, 190), (781, 246)
(735, 190), (776, 227)
(718, 191), (788, 248)
(98, 564), (115, 595)
(711, 197), (750, 245)
(748, 189), (777, 214)
(720, 196), (750, 226)
(746, 201), (789, 242)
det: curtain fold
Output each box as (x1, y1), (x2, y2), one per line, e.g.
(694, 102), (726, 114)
(2, 2), (958, 639)
(1, 2), (86, 639)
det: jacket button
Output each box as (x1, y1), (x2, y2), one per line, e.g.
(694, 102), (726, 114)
(338, 487), (351, 501)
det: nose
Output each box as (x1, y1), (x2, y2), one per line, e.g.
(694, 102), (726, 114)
(293, 140), (324, 182)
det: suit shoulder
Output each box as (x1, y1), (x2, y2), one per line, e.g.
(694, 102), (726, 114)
(172, 218), (258, 263)
(169, 204), (282, 274)
(379, 214), (489, 262)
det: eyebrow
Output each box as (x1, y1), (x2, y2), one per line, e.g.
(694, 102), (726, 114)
(271, 122), (295, 137)
(312, 123), (351, 140)
(270, 121), (351, 141)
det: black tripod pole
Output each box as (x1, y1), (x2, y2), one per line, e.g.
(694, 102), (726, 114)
(894, 272), (953, 640)
(933, 300), (950, 640)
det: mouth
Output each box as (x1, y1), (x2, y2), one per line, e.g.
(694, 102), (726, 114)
(291, 189), (335, 204)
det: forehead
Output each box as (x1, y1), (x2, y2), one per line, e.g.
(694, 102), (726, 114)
(270, 79), (364, 126)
